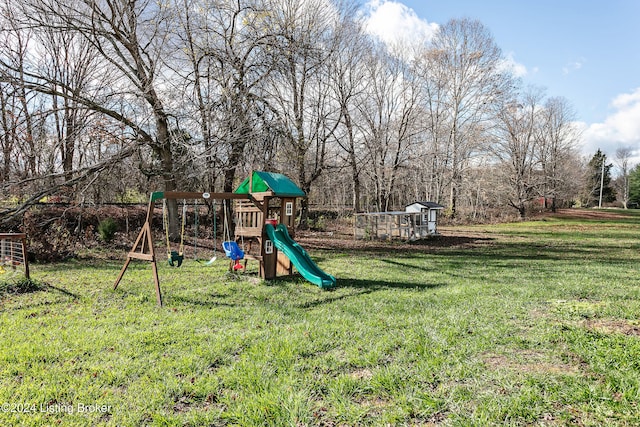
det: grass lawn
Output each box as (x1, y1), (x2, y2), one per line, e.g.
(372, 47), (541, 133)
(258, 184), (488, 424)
(1, 209), (639, 426)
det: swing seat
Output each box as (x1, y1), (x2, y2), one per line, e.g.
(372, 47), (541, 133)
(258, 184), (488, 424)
(168, 250), (184, 267)
(222, 241), (244, 261)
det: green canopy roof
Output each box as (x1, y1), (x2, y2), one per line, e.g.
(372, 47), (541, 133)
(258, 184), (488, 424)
(234, 171), (306, 197)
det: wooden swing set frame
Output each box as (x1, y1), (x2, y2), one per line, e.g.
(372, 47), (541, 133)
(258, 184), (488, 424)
(113, 188), (290, 306)
(113, 191), (251, 306)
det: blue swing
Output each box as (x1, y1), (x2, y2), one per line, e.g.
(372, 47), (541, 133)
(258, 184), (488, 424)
(222, 241), (244, 270)
(222, 200), (245, 270)
(222, 241), (244, 261)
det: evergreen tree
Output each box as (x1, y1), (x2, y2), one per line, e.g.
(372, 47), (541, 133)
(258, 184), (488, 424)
(585, 149), (616, 207)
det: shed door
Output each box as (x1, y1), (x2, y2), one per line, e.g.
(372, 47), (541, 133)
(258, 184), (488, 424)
(428, 209), (437, 233)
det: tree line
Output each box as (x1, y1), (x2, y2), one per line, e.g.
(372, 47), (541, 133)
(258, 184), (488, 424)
(0, 0), (632, 231)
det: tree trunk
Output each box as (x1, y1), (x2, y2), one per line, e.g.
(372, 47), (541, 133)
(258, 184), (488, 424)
(298, 166), (310, 230)
(449, 176), (458, 218)
(153, 109), (179, 239)
(353, 171), (361, 213)
(62, 109), (75, 183)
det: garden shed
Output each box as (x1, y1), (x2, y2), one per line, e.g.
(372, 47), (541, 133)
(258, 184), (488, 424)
(354, 201), (445, 240)
(405, 201), (445, 237)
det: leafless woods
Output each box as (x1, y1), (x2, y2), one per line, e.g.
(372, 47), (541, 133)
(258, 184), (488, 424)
(1, 0), (584, 224)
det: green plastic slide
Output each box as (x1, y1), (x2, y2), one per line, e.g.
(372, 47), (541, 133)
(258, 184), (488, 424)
(264, 223), (336, 289)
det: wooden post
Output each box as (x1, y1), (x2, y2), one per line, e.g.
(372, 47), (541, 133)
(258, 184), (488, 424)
(20, 235), (29, 280)
(260, 195), (274, 279)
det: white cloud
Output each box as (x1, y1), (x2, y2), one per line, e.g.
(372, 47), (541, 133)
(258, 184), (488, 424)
(579, 87), (640, 165)
(362, 0), (439, 51)
(498, 52), (528, 77)
(611, 88), (640, 110)
(562, 58), (585, 75)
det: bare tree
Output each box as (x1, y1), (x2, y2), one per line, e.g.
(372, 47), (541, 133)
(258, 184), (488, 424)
(493, 88), (544, 218)
(1, 0), (185, 232)
(169, 0), (221, 191)
(178, 0), (278, 193)
(265, 0), (343, 227)
(614, 147), (633, 209)
(357, 45), (421, 212)
(536, 96), (581, 211)
(36, 26), (101, 185)
(0, 2), (39, 185)
(329, 17), (370, 212)
(412, 46), (453, 205)
(425, 18), (509, 217)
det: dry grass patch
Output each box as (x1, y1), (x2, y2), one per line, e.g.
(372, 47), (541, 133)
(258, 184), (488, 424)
(348, 368), (373, 380)
(583, 318), (640, 336)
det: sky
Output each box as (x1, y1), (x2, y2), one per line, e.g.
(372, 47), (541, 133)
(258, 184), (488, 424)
(361, 0), (640, 166)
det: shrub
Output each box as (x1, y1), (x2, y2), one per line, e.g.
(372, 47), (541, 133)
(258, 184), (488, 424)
(98, 218), (118, 243)
(0, 277), (43, 296)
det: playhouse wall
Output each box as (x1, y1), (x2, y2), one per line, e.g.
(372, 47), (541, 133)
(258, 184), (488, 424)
(276, 251), (292, 276)
(280, 198), (296, 232)
(262, 247), (277, 279)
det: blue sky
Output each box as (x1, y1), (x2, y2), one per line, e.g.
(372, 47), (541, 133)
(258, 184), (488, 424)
(362, 0), (640, 164)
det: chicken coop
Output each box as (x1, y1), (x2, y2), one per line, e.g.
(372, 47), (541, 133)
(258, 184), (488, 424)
(354, 201), (445, 240)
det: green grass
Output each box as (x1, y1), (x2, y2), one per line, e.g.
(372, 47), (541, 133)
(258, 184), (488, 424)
(1, 209), (640, 426)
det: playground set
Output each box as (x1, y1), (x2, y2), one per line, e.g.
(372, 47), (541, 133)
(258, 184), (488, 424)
(113, 171), (336, 305)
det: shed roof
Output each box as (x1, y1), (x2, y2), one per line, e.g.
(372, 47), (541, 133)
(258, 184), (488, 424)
(407, 201), (445, 209)
(234, 171), (306, 197)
